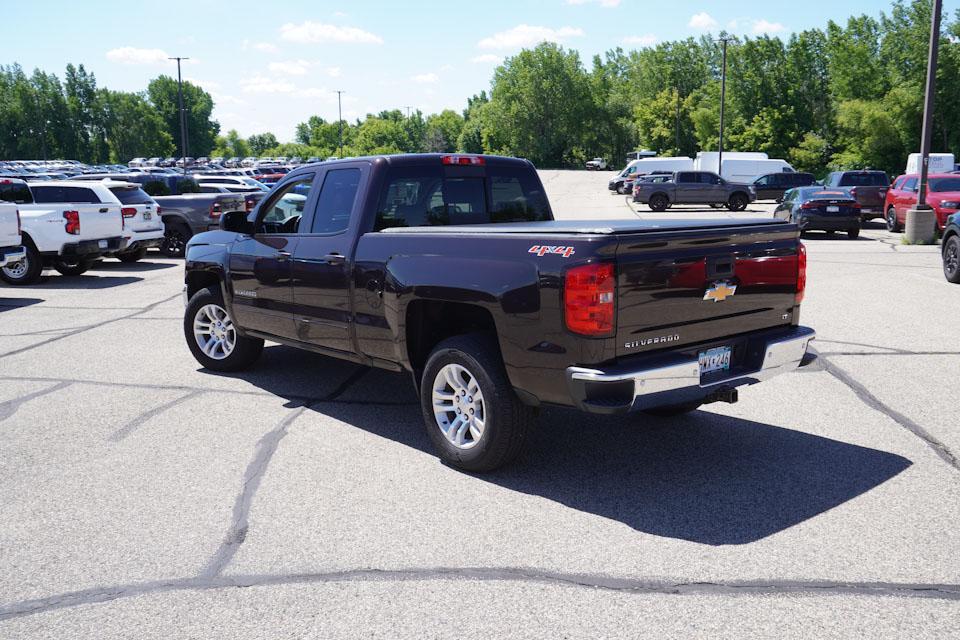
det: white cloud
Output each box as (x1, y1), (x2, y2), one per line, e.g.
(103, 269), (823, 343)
(186, 78), (221, 90)
(412, 72), (439, 84)
(268, 59), (311, 75)
(240, 75), (296, 94)
(253, 42), (279, 53)
(279, 21), (383, 44)
(106, 47), (195, 66)
(471, 54), (503, 64)
(478, 24), (584, 50)
(439, 64), (454, 72)
(325, 66), (342, 78)
(752, 19), (786, 34)
(688, 12), (718, 31)
(566, 0), (621, 6)
(622, 34), (657, 47)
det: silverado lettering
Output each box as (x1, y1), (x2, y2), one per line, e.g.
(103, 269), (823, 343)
(182, 153), (815, 472)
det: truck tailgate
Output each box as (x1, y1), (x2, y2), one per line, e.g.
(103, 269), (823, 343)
(615, 222), (800, 357)
(77, 204), (123, 239)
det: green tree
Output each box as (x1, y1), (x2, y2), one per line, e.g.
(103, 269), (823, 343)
(147, 76), (220, 156)
(247, 132), (279, 155)
(99, 90), (174, 161)
(424, 109), (465, 152)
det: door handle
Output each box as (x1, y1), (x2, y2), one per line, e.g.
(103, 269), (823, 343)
(99, 208), (109, 213)
(276, 250), (291, 261)
(324, 252), (346, 264)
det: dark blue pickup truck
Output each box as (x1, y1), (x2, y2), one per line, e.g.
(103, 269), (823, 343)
(182, 154), (815, 471)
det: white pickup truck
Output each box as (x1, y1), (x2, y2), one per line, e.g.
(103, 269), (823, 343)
(0, 201), (26, 276)
(0, 178), (124, 285)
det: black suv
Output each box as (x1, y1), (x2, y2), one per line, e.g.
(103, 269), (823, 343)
(751, 172), (816, 202)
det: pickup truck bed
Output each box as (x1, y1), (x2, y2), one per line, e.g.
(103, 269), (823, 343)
(182, 153), (813, 471)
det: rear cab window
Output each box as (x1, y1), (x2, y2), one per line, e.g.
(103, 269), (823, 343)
(0, 181), (33, 204)
(30, 186), (101, 203)
(838, 172), (889, 187)
(375, 163), (551, 230)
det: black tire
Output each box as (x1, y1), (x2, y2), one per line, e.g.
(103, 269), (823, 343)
(616, 183), (625, 195)
(117, 247), (148, 263)
(649, 194), (669, 212)
(643, 400), (704, 417)
(726, 193), (748, 211)
(886, 207), (901, 233)
(420, 333), (536, 472)
(162, 221), (192, 258)
(184, 287), (264, 371)
(709, 203), (723, 209)
(0, 243), (43, 286)
(847, 227), (860, 240)
(53, 258), (94, 277)
(943, 235), (960, 284)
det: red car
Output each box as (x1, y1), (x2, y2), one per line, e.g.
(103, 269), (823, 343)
(884, 173), (960, 232)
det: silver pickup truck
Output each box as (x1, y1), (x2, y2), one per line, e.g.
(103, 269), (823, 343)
(633, 171), (756, 212)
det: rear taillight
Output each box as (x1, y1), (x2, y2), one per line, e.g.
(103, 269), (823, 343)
(121, 207), (137, 218)
(156, 206), (162, 216)
(796, 242), (807, 305)
(245, 198), (254, 212)
(564, 263), (615, 337)
(800, 201), (818, 210)
(209, 202), (222, 219)
(849, 187), (858, 199)
(441, 154), (485, 166)
(63, 210), (80, 235)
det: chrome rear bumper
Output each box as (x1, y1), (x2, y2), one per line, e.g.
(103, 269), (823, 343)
(0, 246), (26, 267)
(566, 326), (815, 414)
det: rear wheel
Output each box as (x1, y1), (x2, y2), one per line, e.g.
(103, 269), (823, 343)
(726, 193), (748, 211)
(847, 227), (860, 240)
(0, 243), (42, 286)
(943, 235), (960, 284)
(886, 206), (901, 232)
(53, 258), (94, 277)
(117, 247), (148, 263)
(184, 287), (264, 371)
(649, 194), (668, 212)
(421, 333), (536, 472)
(162, 222), (192, 258)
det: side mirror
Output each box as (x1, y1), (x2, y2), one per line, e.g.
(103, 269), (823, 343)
(220, 209), (253, 234)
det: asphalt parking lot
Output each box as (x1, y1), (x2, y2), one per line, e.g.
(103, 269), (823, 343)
(1, 170), (958, 637)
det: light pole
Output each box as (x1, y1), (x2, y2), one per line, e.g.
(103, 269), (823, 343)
(169, 56), (190, 174)
(716, 37), (733, 177)
(336, 90), (345, 159)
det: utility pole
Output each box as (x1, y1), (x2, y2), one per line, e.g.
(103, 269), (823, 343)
(905, 0), (942, 244)
(916, 0), (943, 209)
(675, 88), (681, 155)
(336, 90), (345, 159)
(169, 56), (190, 174)
(403, 106), (413, 119)
(716, 37), (733, 178)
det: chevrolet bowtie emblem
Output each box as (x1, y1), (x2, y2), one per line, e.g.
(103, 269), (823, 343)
(704, 281), (737, 302)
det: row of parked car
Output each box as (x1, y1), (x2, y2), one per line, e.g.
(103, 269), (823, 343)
(128, 155), (335, 169)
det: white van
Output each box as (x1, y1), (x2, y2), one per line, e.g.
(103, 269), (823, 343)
(905, 153), (954, 175)
(609, 157), (694, 193)
(721, 159), (795, 183)
(695, 151), (768, 175)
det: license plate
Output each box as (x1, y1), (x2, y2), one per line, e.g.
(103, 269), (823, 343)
(98, 240), (108, 249)
(827, 206), (840, 213)
(699, 346), (732, 375)
(143, 211), (151, 220)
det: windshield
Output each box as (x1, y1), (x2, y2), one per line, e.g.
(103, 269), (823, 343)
(838, 172), (888, 187)
(928, 177), (960, 192)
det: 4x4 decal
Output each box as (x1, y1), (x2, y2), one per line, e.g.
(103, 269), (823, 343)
(528, 245), (576, 258)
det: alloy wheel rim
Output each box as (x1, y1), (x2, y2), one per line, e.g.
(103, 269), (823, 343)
(888, 211), (896, 230)
(432, 363), (485, 450)
(2, 255), (28, 279)
(947, 242), (959, 274)
(193, 304), (237, 360)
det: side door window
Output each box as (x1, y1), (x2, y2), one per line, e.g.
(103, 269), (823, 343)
(256, 176), (314, 235)
(310, 168), (362, 234)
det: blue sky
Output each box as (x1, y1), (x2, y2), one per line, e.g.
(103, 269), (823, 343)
(6, 0), (958, 141)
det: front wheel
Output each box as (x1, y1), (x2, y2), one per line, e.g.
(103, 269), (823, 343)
(944, 235), (960, 284)
(886, 207), (901, 233)
(421, 333), (536, 472)
(184, 287), (264, 371)
(0, 244), (43, 286)
(726, 193), (748, 211)
(848, 227), (860, 240)
(53, 258), (94, 277)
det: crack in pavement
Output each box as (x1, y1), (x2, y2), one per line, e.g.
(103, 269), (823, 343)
(201, 367), (370, 579)
(109, 390), (207, 442)
(813, 349), (959, 473)
(0, 382), (72, 423)
(1, 569), (957, 621)
(0, 293), (182, 361)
